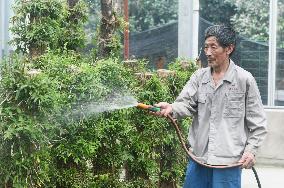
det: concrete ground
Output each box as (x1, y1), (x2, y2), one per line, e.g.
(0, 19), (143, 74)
(242, 165), (284, 187)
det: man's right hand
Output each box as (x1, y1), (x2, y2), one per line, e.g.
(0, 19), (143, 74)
(153, 102), (173, 117)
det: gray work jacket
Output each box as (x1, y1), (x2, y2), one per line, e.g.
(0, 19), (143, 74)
(172, 60), (267, 165)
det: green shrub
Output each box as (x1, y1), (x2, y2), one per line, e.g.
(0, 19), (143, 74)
(0, 54), (197, 187)
(4, 0), (198, 185)
(11, 0), (88, 56)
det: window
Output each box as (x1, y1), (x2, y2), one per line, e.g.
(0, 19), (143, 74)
(275, 0), (284, 106)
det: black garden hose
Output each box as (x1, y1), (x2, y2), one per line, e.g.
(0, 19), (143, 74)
(252, 165), (261, 188)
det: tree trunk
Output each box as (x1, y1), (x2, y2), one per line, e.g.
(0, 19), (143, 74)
(98, 0), (119, 58)
(29, 12), (43, 58)
(67, 0), (79, 9)
(113, 0), (124, 15)
(67, 0), (79, 22)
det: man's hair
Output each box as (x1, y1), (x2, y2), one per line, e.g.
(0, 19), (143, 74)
(204, 25), (236, 55)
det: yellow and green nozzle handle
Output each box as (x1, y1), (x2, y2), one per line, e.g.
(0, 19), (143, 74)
(137, 103), (161, 112)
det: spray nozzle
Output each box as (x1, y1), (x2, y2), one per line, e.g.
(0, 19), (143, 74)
(137, 103), (161, 112)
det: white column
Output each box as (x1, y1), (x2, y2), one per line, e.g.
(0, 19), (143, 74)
(0, 0), (14, 59)
(268, 0), (278, 106)
(0, 0), (4, 59)
(178, 0), (199, 59)
(192, 0), (199, 59)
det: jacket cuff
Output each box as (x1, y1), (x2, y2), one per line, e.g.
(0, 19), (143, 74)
(244, 145), (258, 156)
(171, 102), (180, 119)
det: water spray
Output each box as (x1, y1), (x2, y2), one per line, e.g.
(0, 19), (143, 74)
(136, 102), (262, 188)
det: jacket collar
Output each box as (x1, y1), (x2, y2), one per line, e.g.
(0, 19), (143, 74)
(223, 59), (235, 83)
(201, 59), (235, 84)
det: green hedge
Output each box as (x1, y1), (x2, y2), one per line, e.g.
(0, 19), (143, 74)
(0, 53), (197, 187)
(2, 0), (198, 187)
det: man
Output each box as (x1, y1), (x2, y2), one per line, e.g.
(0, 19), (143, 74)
(155, 25), (267, 188)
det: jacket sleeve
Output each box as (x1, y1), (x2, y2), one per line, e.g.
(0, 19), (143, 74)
(171, 70), (199, 119)
(244, 76), (268, 156)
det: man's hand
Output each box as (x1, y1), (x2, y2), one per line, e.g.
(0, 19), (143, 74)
(153, 102), (173, 117)
(238, 152), (256, 169)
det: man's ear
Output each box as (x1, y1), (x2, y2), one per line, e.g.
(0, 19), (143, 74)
(226, 44), (235, 56)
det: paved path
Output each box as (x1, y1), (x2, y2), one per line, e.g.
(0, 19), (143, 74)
(242, 165), (284, 187)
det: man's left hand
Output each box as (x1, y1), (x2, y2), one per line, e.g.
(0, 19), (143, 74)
(238, 152), (256, 169)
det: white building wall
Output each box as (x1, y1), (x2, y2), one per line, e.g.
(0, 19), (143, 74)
(257, 109), (284, 166)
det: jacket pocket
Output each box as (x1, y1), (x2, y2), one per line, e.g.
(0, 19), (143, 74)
(224, 93), (245, 118)
(198, 93), (206, 104)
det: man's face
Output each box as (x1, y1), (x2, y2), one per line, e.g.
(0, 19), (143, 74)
(204, 36), (231, 69)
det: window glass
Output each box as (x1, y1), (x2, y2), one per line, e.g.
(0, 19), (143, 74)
(276, 0), (284, 106)
(129, 0), (178, 68)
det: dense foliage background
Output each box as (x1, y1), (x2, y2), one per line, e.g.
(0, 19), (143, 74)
(0, 49), (196, 188)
